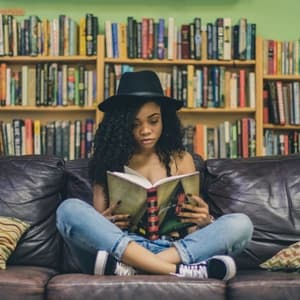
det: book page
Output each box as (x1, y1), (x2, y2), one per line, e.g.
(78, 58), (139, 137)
(124, 165), (199, 188)
(107, 170), (153, 189)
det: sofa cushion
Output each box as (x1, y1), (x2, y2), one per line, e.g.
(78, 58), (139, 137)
(227, 269), (300, 300)
(47, 274), (226, 300)
(0, 216), (29, 269)
(0, 265), (58, 300)
(203, 154), (300, 269)
(0, 155), (65, 269)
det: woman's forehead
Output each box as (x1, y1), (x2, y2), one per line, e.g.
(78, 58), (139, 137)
(135, 101), (161, 118)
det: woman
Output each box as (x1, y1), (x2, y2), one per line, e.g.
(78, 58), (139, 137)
(57, 70), (253, 279)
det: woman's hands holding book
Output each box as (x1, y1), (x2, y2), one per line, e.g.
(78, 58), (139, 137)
(102, 200), (131, 230)
(177, 194), (213, 229)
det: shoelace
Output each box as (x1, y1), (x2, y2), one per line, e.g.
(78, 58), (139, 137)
(115, 262), (136, 276)
(178, 263), (208, 278)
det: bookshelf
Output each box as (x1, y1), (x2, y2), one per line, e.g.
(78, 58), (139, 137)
(98, 34), (264, 159)
(0, 12), (101, 159)
(262, 39), (300, 156)
(0, 19), (269, 160)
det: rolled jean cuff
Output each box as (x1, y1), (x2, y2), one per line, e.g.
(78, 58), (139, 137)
(112, 234), (133, 261)
(173, 240), (193, 265)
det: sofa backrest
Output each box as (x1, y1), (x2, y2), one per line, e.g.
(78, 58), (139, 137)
(0, 155), (65, 269)
(203, 154), (300, 269)
(61, 158), (93, 273)
(5, 153), (297, 272)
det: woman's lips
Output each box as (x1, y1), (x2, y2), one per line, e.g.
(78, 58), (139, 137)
(140, 139), (154, 145)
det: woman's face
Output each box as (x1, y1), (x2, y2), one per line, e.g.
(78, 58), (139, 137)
(132, 101), (163, 152)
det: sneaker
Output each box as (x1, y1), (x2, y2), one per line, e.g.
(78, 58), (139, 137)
(174, 255), (236, 280)
(94, 250), (136, 276)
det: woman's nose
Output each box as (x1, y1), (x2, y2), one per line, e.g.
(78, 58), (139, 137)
(140, 126), (151, 135)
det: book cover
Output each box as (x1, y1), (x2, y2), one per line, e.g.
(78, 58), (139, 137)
(107, 167), (200, 239)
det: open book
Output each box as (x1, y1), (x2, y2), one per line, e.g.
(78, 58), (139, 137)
(107, 167), (200, 239)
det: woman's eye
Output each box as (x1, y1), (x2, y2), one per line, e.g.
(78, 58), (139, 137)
(150, 119), (159, 124)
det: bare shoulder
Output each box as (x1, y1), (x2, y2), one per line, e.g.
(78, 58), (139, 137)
(173, 151), (196, 175)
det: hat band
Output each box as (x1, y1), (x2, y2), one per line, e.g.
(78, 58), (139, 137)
(117, 91), (164, 97)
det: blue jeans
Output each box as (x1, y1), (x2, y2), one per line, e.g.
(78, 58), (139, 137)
(56, 198), (253, 274)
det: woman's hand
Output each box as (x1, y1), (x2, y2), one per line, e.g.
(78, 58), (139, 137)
(177, 194), (212, 229)
(102, 200), (131, 230)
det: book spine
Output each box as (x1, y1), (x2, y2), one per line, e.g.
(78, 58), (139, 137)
(167, 17), (175, 60)
(142, 18), (148, 59)
(0, 63), (6, 106)
(85, 13), (93, 56)
(105, 20), (113, 58)
(194, 17), (201, 60)
(157, 18), (165, 59)
(127, 16), (134, 58)
(111, 22), (119, 58)
(181, 24), (189, 59)
(58, 15), (65, 56)
(79, 17), (86, 56)
(223, 18), (232, 60)
(146, 187), (159, 241)
(189, 22), (195, 59)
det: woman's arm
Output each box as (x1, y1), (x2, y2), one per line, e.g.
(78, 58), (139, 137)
(93, 184), (108, 213)
(176, 151), (212, 229)
(93, 183), (131, 229)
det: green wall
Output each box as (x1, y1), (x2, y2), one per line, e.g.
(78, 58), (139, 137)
(1, 0), (299, 40)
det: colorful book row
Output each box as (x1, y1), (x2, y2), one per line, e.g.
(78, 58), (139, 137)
(104, 64), (255, 109)
(0, 13), (99, 56)
(0, 63), (96, 107)
(183, 118), (256, 159)
(105, 17), (256, 60)
(264, 81), (300, 125)
(264, 39), (300, 75)
(264, 130), (300, 156)
(0, 118), (95, 160)
(193, 67), (255, 108)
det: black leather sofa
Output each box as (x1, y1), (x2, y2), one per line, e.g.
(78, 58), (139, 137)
(0, 154), (299, 300)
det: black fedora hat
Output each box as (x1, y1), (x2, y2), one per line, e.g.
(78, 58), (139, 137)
(98, 70), (183, 112)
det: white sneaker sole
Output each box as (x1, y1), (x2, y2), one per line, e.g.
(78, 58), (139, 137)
(94, 250), (109, 275)
(211, 255), (237, 280)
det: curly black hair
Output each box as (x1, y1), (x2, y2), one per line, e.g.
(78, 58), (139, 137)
(89, 99), (185, 193)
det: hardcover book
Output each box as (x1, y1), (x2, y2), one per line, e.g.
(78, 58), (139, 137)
(107, 167), (200, 240)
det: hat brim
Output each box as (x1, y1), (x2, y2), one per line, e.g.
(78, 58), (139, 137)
(98, 94), (183, 112)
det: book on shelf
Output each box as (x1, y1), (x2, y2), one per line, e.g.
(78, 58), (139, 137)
(107, 167), (200, 240)
(194, 17), (201, 60)
(223, 18), (232, 60)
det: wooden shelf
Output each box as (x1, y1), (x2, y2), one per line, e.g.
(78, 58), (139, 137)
(0, 106), (97, 112)
(264, 124), (300, 130)
(0, 56), (97, 62)
(104, 57), (256, 66)
(180, 107), (256, 113)
(263, 74), (300, 80)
